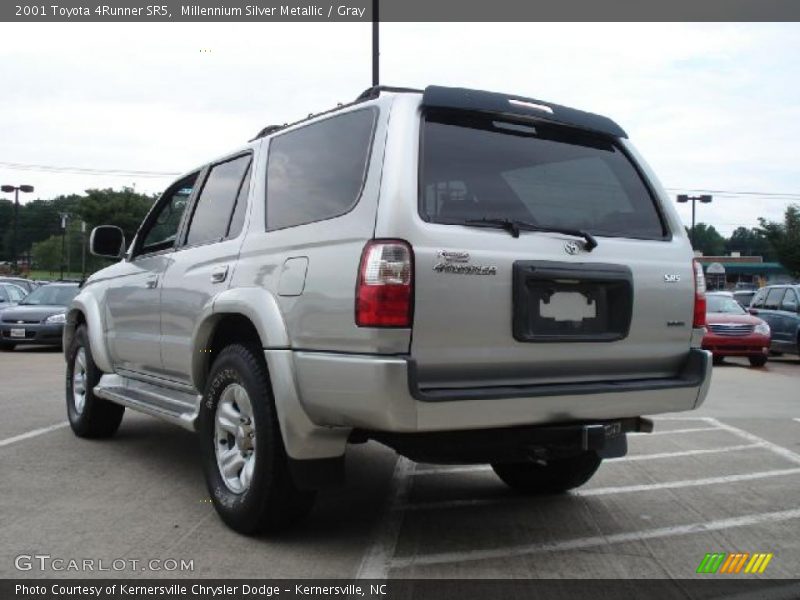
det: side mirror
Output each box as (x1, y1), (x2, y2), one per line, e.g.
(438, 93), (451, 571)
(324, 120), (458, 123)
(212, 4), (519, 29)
(90, 226), (125, 259)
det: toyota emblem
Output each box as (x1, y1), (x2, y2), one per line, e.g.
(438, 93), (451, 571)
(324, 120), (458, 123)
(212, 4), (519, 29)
(564, 241), (580, 255)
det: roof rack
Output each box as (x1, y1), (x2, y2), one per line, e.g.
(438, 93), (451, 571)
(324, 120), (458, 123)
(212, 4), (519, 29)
(250, 85), (421, 142)
(355, 85), (423, 102)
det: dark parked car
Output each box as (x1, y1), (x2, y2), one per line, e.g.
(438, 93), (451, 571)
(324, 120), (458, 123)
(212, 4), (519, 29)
(703, 292), (771, 367)
(749, 284), (800, 357)
(0, 276), (38, 294)
(0, 282), (80, 350)
(0, 282), (28, 309)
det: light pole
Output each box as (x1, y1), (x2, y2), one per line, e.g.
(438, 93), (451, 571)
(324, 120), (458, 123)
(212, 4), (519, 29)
(677, 194), (712, 250)
(59, 212), (69, 280)
(80, 220), (87, 281)
(1, 184), (34, 273)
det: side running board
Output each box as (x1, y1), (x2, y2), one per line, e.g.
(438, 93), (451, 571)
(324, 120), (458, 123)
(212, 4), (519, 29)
(93, 374), (200, 431)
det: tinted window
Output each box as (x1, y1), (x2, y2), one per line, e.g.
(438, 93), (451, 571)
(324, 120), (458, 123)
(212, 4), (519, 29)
(751, 288), (767, 308)
(227, 163), (251, 239)
(19, 286), (78, 306)
(421, 112), (665, 239)
(781, 289), (799, 311)
(764, 288), (786, 310)
(141, 174), (198, 254)
(0, 287), (7, 302)
(186, 155), (251, 246)
(266, 109), (376, 231)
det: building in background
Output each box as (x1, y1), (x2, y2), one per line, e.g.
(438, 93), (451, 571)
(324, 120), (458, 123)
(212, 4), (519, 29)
(695, 253), (791, 290)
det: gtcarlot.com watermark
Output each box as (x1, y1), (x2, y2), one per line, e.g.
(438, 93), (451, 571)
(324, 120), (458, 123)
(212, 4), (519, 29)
(14, 554), (194, 573)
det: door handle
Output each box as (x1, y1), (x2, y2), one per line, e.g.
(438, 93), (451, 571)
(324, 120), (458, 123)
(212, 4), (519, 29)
(211, 265), (229, 284)
(145, 276), (158, 289)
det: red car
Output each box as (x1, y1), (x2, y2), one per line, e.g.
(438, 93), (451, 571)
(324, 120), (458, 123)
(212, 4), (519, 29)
(703, 292), (771, 367)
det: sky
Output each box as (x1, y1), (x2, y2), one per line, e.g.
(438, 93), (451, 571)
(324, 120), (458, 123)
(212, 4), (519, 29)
(1, 22), (799, 236)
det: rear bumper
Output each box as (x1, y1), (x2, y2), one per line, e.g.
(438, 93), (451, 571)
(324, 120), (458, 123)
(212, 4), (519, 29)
(702, 334), (770, 357)
(293, 349), (712, 433)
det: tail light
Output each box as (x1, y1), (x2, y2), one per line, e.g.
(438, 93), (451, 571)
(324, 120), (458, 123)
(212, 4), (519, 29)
(692, 259), (707, 328)
(356, 240), (413, 327)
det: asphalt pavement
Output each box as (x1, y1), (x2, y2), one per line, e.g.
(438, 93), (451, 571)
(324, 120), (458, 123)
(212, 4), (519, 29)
(1, 347), (798, 579)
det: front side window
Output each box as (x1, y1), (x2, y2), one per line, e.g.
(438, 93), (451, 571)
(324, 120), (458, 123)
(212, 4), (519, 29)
(186, 154), (252, 246)
(420, 111), (666, 239)
(139, 173), (198, 255)
(266, 109), (376, 231)
(751, 288), (767, 308)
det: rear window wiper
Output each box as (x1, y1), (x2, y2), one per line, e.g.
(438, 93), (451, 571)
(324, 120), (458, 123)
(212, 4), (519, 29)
(463, 218), (598, 251)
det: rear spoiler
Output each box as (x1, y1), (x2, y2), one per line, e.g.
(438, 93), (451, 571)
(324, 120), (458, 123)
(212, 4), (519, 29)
(421, 85), (627, 139)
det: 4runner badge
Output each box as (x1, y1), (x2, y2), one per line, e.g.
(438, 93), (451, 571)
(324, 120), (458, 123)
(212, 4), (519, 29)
(434, 250), (497, 275)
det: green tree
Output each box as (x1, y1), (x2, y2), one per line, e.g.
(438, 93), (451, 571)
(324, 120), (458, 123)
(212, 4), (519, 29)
(687, 223), (726, 256)
(76, 187), (156, 243)
(724, 227), (776, 261)
(31, 235), (63, 272)
(0, 199), (13, 261)
(759, 205), (800, 278)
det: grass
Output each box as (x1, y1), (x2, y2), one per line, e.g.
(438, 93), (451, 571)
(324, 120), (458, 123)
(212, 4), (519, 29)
(20, 270), (86, 281)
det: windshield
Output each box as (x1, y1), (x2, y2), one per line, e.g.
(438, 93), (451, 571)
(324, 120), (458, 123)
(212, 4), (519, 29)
(707, 295), (746, 315)
(20, 285), (79, 306)
(420, 111), (666, 239)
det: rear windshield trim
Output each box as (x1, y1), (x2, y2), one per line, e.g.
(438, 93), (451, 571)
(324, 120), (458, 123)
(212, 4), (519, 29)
(417, 109), (671, 242)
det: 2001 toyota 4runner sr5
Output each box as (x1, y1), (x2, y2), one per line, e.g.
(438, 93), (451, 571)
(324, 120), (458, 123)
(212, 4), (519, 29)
(64, 86), (712, 534)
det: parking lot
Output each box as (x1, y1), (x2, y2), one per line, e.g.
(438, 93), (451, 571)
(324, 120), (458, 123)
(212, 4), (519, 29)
(1, 347), (798, 580)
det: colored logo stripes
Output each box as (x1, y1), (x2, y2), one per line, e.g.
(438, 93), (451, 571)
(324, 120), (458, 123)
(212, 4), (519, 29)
(697, 552), (773, 574)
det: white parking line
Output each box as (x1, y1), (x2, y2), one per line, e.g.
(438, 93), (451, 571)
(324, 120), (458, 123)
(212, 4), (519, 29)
(388, 507), (800, 569)
(631, 426), (721, 436)
(402, 467), (800, 511)
(413, 443), (765, 476)
(356, 457), (416, 580)
(703, 418), (800, 466)
(0, 421), (69, 448)
(794, 418), (800, 424)
(613, 442), (764, 462)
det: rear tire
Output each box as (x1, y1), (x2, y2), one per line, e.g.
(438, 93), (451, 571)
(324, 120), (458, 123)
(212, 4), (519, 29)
(492, 452), (602, 494)
(66, 325), (125, 438)
(199, 344), (315, 535)
(748, 355), (768, 368)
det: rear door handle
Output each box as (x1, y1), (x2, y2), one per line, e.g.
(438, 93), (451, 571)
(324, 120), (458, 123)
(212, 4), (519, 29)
(145, 276), (158, 289)
(211, 265), (229, 284)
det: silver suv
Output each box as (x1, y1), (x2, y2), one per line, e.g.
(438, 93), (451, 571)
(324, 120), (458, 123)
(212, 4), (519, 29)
(64, 86), (712, 534)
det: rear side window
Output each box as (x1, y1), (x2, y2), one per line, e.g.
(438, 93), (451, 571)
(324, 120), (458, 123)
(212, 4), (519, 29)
(186, 154), (252, 246)
(764, 288), (786, 310)
(266, 109), (376, 231)
(420, 111), (666, 239)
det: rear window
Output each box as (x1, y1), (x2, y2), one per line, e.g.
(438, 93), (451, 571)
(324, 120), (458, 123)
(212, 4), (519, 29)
(420, 112), (666, 240)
